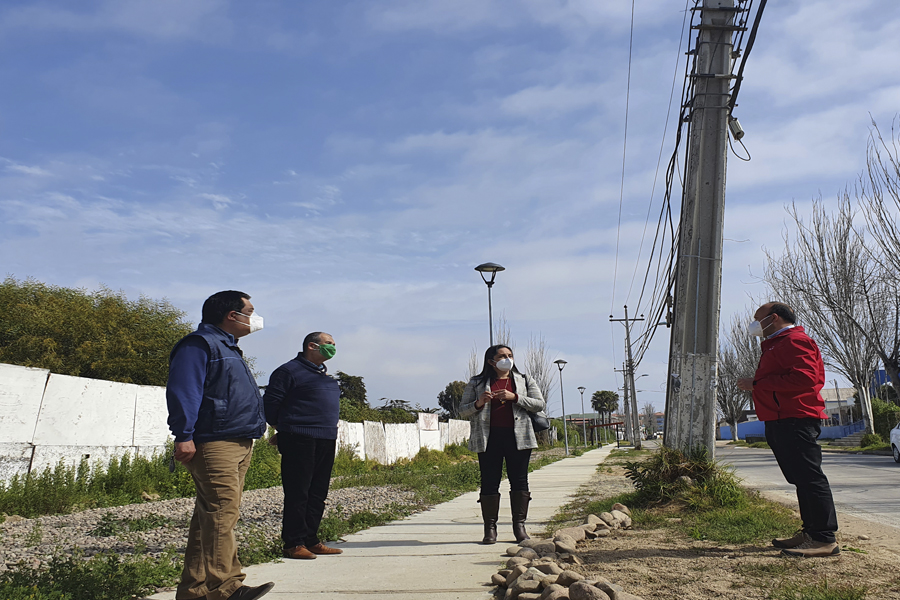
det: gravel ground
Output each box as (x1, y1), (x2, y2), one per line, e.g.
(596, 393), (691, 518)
(0, 484), (418, 570)
(0, 447), (570, 570)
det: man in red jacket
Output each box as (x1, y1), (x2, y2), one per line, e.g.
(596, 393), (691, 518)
(737, 302), (839, 558)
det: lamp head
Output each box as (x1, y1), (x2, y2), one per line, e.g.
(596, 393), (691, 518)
(577, 386), (586, 393)
(554, 359), (567, 371)
(475, 262), (505, 286)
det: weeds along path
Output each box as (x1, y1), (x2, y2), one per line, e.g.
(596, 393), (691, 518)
(0, 445), (570, 571)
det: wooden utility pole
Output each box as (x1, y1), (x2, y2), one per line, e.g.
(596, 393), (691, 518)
(665, 0), (738, 457)
(611, 307), (644, 449)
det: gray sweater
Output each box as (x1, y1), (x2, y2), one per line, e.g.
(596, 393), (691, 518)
(458, 371), (546, 453)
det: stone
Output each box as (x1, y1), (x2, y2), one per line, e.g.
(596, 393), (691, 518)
(569, 581), (610, 600)
(507, 557), (532, 569)
(506, 565), (528, 587)
(499, 569), (513, 577)
(581, 523), (597, 533)
(584, 530), (598, 540)
(493, 573), (508, 586)
(585, 514), (603, 526)
(533, 562), (563, 575)
(562, 554), (583, 565)
(610, 510), (631, 528)
(594, 529), (610, 538)
(140, 491), (160, 501)
(596, 581), (625, 596)
(556, 526), (586, 541)
(519, 594), (542, 600)
(614, 593), (645, 600)
(511, 579), (542, 596)
(541, 584), (567, 599)
(555, 538), (577, 555)
(540, 574), (559, 588)
(556, 570), (585, 587)
(544, 591), (570, 600)
(520, 538), (540, 548)
(599, 512), (618, 527)
(533, 541), (557, 555)
(542, 552), (560, 561)
(509, 546), (525, 556)
(859, 535), (870, 540)
(676, 475), (693, 486)
(517, 547), (540, 560)
(523, 567), (546, 580)
(611, 503), (631, 515)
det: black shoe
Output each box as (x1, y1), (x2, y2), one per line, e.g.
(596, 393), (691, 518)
(228, 583), (275, 600)
(510, 490), (532, 542)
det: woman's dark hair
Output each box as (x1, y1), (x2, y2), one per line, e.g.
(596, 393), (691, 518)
(473, 344), (523, 385)
(202, 290), (250, 325)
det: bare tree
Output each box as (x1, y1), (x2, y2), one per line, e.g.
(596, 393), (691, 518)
(717, 311), (760, 441)
(764, 198), (879, 433)
(856, 120), (900, 389)
(465, 343), (480, 381)
(641, 402), (656, 437)
(494, 311), (513, 348)
(522, 333), (557, 413)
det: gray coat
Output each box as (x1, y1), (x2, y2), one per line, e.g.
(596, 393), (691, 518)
(458, 371), (546, 453)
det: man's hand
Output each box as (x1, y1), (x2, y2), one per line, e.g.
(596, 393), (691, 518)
(174, 440), (197, 464)
(737, 378), (754, 392)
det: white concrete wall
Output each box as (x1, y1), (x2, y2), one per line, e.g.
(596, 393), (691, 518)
(0, 362), (470, 478)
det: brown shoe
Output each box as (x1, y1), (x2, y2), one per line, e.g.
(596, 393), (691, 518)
(772, 530), (809, 549)
(781, 539), (840, 558)
(308, 542), (343, 555)
(283, 545), (316, 559)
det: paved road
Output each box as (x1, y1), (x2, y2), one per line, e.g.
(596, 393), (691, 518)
(717, 443), (900, 529)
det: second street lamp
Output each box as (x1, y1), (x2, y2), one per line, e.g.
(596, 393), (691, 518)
(578, 386), (587, 449)
(554, 359), (569, 455)
(474, 262), (505, 346)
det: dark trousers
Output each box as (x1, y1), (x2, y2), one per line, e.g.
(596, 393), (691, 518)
(765, 418), (838, 543)
(277, 432), (336, 549)
(478, 428), (532, 495)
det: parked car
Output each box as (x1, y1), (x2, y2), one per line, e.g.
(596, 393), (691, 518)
(891, 420), (900, 463)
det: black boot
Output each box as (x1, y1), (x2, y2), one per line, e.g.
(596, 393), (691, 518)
(478, 494), (501, 544)
(510, 490), (531, 542)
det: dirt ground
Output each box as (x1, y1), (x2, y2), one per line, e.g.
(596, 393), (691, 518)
(570, 464), (900, 600)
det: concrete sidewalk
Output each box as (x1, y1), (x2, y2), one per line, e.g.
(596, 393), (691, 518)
(148, 445), (614, 600)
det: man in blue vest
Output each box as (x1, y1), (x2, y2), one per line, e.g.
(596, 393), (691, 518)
(167, 290), (274, 600)
(264, 332), (343, 559)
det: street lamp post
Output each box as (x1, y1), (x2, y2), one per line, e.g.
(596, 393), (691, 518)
(554, 359), (569, 455)
(577, 386), (587, 448)
(474, 262), (505, 347)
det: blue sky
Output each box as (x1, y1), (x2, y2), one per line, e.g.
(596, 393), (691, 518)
(2, 0), (899, 415)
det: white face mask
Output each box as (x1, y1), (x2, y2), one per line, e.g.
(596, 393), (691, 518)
(495, 357), (514, 372)
(748, 314), (772, 337)
(237, 312), (264, 334)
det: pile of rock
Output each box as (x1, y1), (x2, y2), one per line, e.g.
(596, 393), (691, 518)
(489, 503), (641, 600)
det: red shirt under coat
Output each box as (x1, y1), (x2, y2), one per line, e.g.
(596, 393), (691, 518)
(751, 325), (827, 421)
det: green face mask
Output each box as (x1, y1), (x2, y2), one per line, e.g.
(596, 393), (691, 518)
(315, 343), (336, 359)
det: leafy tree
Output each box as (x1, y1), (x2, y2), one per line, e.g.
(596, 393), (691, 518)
(591, 390), (619, 423)
(376, 398), (418, 424)
(437, 380), (466, 419)
(336, 371), (367, 405)
(0, 277), (191, 386)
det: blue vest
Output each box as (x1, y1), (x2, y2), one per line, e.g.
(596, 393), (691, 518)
(171, 324), (266, 443)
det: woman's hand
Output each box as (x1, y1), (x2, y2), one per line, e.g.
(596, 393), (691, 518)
(476, 390), (493, 409)
(493, 389), (516, 403)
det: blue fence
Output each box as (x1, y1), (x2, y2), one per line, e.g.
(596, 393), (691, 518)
(719, 419), (864, 440)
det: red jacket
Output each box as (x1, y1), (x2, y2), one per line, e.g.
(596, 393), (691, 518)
(752, 325), (827, 421)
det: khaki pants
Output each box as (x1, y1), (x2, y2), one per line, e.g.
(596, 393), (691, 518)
(176, 439), (254, 600)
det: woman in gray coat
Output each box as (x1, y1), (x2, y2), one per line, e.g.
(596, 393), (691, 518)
(458, 344), (546, 544)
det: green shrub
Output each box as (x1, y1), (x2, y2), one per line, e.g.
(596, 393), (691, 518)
(859, 432), (883, 448)
(623, 445), (740, 506)
(871, 398), (900, 440)
(243, 429), (282, 490)
(0, 549), (180, 600)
